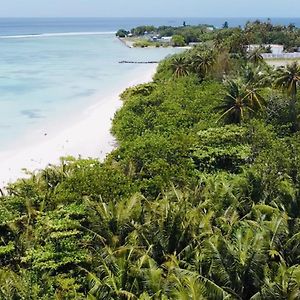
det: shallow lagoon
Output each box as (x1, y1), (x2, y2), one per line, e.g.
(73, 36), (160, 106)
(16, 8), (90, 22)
(0, 33), (180, 149)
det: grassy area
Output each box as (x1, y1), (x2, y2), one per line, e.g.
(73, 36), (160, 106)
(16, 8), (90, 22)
(119, 37), (170, 48)
(265, 57), (300, 67)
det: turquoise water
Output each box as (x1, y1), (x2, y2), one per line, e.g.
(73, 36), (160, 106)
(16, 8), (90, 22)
(0, 33), (180, 150)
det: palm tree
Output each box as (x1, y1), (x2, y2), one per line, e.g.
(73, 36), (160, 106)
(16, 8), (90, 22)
(86, 246), (141, 299)
(275, 62), (300, 130)
(241, 64), (271, 87)
(170, 56), (190, 78)
(253, 263), (300, 299)
(0, 269), (40, 300)
(171, 273), (208, 299)
(217, 80), (263, 124)
(0, 269), (25, 300)
(192, 51), (216, 77)
(245, 86), (266, 111)
(247, 48), (264, 66)
(84, 194), (144, 248)
(275, 62), (300, 100)
(203, 225), (267, 299)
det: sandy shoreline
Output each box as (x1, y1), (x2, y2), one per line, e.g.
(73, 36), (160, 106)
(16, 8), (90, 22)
(0, 64), (157, 188)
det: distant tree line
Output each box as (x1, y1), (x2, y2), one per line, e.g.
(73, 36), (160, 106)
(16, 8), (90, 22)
(117, 20), (300, 50)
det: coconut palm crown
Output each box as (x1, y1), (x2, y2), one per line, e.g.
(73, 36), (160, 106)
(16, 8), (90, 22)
(170, 56), (190, 78)
(275, 62), (300, 100)
(217, 79), (265, 124)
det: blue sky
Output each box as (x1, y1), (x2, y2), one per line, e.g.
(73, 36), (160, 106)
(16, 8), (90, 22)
(1, 0), (299, 17)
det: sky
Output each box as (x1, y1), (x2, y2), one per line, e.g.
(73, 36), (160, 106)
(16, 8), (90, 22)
(0, 0), (299, 18)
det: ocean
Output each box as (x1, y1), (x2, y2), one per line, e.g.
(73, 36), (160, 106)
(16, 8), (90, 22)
(0, 18), (300, 36)
(0, 17), (299, 150)
(0, 18), (185, 150)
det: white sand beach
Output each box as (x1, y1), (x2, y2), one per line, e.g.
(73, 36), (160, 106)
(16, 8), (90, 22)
(0, 64), (157, 188)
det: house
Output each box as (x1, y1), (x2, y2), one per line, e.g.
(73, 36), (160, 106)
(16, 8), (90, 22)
(160, 36), (172, 43)
(151, 35), (159, 42)
(270, 45), (284, 55)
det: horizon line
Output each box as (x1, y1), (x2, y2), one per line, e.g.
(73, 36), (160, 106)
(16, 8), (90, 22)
(0, 16), (299, 19)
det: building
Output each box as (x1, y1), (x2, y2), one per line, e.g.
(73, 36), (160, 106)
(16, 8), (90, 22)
(160, 36), (172, 43)
(247, 44), (284, 55)
(151, 35), (159, 42)
(270, 45), (284, 55)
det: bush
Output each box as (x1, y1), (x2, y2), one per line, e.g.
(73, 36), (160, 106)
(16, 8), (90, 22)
(133, 40), (152, 48)
(172, 34), (186, 47)
(116, 29), (129, 37)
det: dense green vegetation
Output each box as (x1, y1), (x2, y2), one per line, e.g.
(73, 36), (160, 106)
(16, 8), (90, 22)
(1, 23), (300, 299)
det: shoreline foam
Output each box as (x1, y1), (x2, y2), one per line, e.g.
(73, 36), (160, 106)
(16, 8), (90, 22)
(0, 64), (157, 188)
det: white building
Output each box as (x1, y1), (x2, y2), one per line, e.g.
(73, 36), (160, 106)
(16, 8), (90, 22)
(247, 44), (284, 55)
(160, 36), (172, 43)
(270, 45), (284, 55)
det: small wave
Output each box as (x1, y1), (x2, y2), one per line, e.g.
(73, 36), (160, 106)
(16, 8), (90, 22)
(0, 31), (116, 39)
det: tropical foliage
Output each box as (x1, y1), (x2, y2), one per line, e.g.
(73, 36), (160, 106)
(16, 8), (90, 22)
(1, 22), (300, 299)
